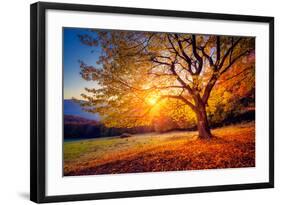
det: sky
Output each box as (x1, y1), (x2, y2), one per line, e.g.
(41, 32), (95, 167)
(63, 28), (102, 99)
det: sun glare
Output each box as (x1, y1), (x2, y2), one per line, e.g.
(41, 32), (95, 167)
(147, 96), (158, 105)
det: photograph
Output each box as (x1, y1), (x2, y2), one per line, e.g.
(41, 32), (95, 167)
(63, 28), (256, 176)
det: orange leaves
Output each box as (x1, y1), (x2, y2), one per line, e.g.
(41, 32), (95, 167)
(78, 30), (255, 130)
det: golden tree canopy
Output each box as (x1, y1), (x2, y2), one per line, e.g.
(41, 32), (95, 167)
(77, 31), (255, 129)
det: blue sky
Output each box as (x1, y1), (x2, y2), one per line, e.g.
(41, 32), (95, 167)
(63, 28), (102, 99)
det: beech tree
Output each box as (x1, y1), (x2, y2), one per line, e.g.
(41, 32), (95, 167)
(77, 31), (255, 139)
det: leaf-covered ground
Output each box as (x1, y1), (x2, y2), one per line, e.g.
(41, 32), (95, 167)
(64, 122), (255, 176)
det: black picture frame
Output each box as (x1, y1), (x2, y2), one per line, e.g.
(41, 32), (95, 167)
(30, 2), (274, 203)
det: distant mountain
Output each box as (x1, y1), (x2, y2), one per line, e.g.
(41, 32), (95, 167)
(64, 99), (100, 121)
(64, 115), (99, 125)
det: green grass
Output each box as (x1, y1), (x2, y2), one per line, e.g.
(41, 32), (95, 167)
(64, 130), (197, 162)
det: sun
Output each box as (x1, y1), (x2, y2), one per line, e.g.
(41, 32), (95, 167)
(147, 96), (158, 105)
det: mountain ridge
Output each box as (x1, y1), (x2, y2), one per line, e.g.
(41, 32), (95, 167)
(64, 99), (100, 121)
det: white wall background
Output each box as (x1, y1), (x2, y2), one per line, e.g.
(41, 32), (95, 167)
(0, 0), (279, 204)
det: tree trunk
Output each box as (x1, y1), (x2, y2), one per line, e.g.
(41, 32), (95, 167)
(195, 103), (213, 139)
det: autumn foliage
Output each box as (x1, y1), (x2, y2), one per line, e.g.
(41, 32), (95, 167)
(63, 29), (256, 176)
(77, 30), (255, 139)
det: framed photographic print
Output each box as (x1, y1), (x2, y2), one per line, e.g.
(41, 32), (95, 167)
(30, 2), (274, 203)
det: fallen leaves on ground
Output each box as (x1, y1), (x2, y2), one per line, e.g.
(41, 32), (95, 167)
(64, 122), (255, 176)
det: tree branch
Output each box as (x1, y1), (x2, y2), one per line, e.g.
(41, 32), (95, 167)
(191, 35), (203, 74)
(160, 95), (196, 111)
(151, 58), (171, 66)
(216, 36), (221, 65)
(170, 62), (194, 95)
(218, 37), (242, 69)
(166, 34), (192, 71)
(217, 66), (253, 84)
(173, 34), (194, 74)
(199, 46), (214, 67)
(202, 71), (219, 104)
(202, 48), (252, 104)
(220, 49), (252, 75)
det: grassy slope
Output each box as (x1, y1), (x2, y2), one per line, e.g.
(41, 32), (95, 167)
(64, 122), (255, 176)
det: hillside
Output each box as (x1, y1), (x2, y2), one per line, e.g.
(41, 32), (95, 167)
(64, 122), (255, 176)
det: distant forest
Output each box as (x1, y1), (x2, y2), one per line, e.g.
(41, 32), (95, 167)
(64, 109), (254, 139)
